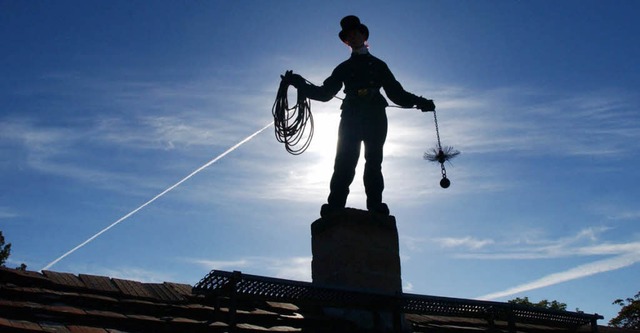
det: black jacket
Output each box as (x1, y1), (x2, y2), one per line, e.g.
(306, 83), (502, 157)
(298, 52), (420, 111)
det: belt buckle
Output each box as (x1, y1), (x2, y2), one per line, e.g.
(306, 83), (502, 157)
(357, 88), (368, 97)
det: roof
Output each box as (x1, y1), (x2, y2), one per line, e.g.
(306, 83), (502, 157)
(0, 266), (627, 333)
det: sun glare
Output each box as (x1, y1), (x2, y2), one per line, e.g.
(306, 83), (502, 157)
(304, 113), (339, 186)
(300, 110), (414, 184)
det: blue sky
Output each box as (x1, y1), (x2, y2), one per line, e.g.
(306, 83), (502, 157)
(1, 0), (639, 322)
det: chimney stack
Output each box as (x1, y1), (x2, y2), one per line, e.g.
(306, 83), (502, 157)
(311, 208), (402, 295)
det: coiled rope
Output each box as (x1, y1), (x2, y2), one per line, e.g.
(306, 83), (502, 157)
(272, 76), (314, 155)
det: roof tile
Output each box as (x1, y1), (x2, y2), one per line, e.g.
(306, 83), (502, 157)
(166, 316), (202, 324)
(44, 304), (87, 316)
(145, 282), (187, 302)
(43, 271), (86, 289)
(112, 278), (155, 299)
(1, 318), (45, 331)
(163, 282), (192, 297)
(67, 325), (108, 333)
(124, 313), (164, 323)
(84, 309), (128, 320)
(208, 321), (229, 327)
(40, 322), (72, 332)
(77, 275), (119, 294)
(0, 267), (49, 287)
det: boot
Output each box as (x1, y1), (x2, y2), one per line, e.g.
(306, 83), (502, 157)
(320, 203), (344, 218)
(368, 202), (389, 216)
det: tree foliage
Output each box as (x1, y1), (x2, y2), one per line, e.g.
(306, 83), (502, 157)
(0, 230), (11, 266)
(609, 291), (640, 329)
(508, 297), (568, 311)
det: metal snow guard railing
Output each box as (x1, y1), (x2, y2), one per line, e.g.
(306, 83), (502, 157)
(193, 270), (602, 329)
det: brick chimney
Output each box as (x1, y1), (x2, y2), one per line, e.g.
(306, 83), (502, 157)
(311, 208), (402, 295)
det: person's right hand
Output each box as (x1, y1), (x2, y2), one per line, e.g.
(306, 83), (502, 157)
(282, 70), (305, 88)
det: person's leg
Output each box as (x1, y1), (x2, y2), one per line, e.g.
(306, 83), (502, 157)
(363, 110), (388, 214)
(326, 117), (361, 209)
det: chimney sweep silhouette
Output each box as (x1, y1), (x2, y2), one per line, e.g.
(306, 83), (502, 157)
(279, 15), (458, 218)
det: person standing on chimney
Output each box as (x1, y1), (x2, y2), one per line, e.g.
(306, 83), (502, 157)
(285, 15), (436, 217)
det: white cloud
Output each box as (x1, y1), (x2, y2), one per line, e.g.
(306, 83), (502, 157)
(608, 210), (640, 221)
(477, 251), (640, 300)
(461, 227), (640, 300)
(185, 258), (250, 271)
(403, 281), (414, 293)
(20, 79), (625, 208)
(184, 256), (312, 282)
(267, 256), (312, 282)
(454, 227), (627, 260)
(1, 68), (277, 198)
(575, 242), (640, 256)
(400, 235), (428, 252)
(434, 236), (495, 250)
(433, 86), (639, 159)
(0, 207), (18, 219)
(73, 265), (176, 283)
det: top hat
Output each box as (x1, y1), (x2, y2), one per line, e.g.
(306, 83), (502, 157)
(338, 15), (369, 42)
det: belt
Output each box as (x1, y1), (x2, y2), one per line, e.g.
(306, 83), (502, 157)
(346, 87), (380, 98)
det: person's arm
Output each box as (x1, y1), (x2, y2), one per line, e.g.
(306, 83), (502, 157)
(380, 63), (435, 111)
(285, 70), (343, 102)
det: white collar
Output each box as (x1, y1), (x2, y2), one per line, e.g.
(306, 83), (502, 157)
(352, 46), (369, 55)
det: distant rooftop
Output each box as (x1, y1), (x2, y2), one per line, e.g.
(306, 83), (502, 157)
(0, 266), (626, 333)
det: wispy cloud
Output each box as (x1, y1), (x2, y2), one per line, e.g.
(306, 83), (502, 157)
(434, 236), (495, 250)
(423, 85), (640, 158)
(1, 68), (275, 197)
(267, 257), (312, 281)
(401, 235), (429, 252)
(450, 227), (640, 300)
(407, 223), (640, 300)
(455, 226), (617, 260)
(477, 251), (640, 300)
(0, 207), (18, 219)
(403, 281), (415, 293)
(606, 210), (640, 221)
(93, 115), (241, 151)
(15, 78), (624, 206)
(40, 122), (274, 272)
(185, 256), (312, 282)
(69, 265), (177, 283)
(185, 258), (250, 271)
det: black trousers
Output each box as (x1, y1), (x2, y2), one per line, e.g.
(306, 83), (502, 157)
(327, 107), (388, 209)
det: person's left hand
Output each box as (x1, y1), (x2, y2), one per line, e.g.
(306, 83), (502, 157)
(416, 97), (436, 112)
